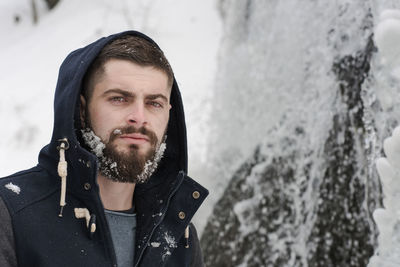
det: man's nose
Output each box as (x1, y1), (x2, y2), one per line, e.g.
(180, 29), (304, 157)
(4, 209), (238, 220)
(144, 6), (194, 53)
(126, 102), (147, 126)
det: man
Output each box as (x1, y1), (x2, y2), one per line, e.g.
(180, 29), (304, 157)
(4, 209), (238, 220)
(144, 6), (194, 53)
(0, 31), (208, 267)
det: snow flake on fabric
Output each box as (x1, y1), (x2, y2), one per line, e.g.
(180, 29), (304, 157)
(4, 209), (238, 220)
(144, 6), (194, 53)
(164, 232), (177, 249)
(151, 242), (161, 248)
(161, 231), (178, 261)
(5, 182), (20, 194)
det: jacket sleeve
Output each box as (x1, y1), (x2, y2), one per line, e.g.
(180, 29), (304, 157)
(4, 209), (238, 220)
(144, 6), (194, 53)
(0, 195), (17, 267)
(189, 223), (205, 267)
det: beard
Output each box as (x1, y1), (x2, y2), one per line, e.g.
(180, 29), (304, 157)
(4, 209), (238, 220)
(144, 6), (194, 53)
(81, 125), (167, 184)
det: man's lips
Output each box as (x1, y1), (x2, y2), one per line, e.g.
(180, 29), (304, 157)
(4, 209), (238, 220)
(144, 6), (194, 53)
(119, 133), (150, 144)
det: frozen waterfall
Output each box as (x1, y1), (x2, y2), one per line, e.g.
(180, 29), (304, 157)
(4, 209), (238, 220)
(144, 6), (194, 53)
(201, 0), (400, 266)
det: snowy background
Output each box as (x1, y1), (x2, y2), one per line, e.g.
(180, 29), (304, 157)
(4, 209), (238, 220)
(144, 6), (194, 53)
(3, 0), (400, 266)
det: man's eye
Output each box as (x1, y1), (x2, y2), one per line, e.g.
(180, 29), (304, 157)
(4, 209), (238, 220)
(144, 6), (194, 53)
(110, 96), (126, 103)
(148, 101), (163, 108)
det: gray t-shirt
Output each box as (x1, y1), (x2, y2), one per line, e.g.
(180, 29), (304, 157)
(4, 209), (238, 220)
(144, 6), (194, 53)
(105, 209), (137, 267)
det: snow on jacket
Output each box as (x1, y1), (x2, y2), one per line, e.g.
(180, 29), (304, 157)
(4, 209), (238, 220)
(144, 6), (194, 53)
(0, 31), (208, 267)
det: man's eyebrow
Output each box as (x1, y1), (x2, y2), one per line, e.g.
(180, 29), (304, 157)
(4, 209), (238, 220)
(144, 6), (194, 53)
(146, 94), (169, 103)
(102, 88), (133, 97)
(102, 89), (169, 103)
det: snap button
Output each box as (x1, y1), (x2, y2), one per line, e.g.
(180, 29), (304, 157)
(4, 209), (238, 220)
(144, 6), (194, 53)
(86, 161), (91, 168)
(192, 191), (200, 199)
(84, 183), (91, 190)
(178, 211), (186, 220)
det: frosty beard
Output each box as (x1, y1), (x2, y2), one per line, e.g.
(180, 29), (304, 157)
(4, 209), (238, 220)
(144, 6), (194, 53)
(81, 125), (167, 184)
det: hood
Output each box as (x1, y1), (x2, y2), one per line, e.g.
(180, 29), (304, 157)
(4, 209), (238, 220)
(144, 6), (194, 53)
(38, 31), (188, 197)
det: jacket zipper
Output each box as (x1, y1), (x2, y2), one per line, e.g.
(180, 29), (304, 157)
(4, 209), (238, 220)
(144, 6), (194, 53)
(134, 171), (185, 267)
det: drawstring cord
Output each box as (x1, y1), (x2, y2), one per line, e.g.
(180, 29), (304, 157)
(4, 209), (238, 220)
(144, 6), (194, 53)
(185, 226), (190, 248)
(75, 208), (97, 237)
(57, 138), (97, 236)
(57, 138), (69, 217)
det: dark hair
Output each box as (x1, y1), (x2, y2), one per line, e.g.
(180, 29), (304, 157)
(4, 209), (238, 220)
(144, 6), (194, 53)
(82, 35), (174, 102)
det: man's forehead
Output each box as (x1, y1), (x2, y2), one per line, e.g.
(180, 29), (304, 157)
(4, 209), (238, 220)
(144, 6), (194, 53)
(101, 59), (173, 90)
(93, 60), (171, 94)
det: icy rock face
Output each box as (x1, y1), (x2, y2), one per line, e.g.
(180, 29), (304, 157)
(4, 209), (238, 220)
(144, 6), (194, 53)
(306, 38), (377, 266)
(202, 0), (400, 266)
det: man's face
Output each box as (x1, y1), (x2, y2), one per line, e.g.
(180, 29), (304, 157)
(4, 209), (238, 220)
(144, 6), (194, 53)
(80, 59), (171, 182)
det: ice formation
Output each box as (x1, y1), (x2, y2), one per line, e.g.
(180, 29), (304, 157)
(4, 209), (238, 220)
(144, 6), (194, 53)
(81, 128), (120, 179)
(136, 141), (166, 183)
(113, 129), (122, 135)
(81, 128), (106, 158)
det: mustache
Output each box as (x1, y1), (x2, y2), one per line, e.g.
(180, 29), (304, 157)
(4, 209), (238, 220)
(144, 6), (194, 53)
(109, 126), (158, 144)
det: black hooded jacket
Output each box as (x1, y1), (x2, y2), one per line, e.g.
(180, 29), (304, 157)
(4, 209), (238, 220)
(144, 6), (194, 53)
(0, 31), (208, 267)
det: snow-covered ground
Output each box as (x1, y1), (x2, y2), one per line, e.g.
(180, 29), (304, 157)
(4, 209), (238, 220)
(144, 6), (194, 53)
(0, 0), (221, 230)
